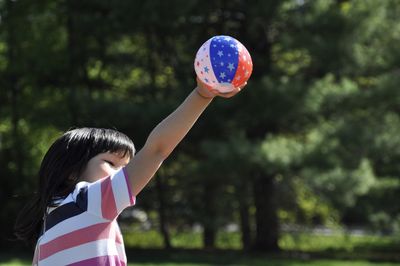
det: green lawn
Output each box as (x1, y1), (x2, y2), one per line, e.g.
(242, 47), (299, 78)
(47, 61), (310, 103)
(1, 255), (400, 266)
(140, 262), (395, 266)
(123, 260), (400, 266)
(2, 230), (399, 265)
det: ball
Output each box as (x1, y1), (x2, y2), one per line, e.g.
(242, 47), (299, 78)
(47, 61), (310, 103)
(194, 35), (253, 93)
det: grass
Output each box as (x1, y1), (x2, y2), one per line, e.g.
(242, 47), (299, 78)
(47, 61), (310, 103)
(125, 262), (399, 266)
(123, 229), (400, 252)
(2, 230), (399, 265)
(279, 232), (400, 252)
(2, 252), (400, 266)
(122, 248), (400, 265)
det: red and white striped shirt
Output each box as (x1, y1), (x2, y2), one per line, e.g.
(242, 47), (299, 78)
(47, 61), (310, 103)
(33, 168), (135, 265)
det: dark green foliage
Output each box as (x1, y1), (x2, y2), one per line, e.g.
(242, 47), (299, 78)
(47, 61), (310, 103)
(1, 0), (400, 253)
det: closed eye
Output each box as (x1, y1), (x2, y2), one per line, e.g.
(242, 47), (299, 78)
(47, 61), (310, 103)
(104, 160), (116, 167)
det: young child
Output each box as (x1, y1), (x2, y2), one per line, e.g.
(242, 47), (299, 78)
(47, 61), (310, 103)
(15, 78), (245, 265)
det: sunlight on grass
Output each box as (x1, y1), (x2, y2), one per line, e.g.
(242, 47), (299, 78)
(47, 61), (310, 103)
(122, 229), (400, 252)
(125, 261), (400, 266)
(2, 231), (399, 266)
(0, 259), (30, 266)
(1, 257), (400, 266)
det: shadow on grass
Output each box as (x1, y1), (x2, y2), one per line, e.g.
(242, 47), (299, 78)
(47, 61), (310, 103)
(2, 246), (400, 266)
(125, 247), (400, 265)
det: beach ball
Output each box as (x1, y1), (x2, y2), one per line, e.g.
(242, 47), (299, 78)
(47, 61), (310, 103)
(194, 35), (253, 93)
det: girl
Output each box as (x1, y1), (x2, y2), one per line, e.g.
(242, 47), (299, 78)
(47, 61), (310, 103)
(15, 79), (244, 265)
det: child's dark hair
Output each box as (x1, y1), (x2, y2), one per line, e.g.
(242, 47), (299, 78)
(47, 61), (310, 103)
(14, 127), (135, 245)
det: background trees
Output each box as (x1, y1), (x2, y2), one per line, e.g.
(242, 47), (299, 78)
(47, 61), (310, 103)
(1, 0), (399, 252)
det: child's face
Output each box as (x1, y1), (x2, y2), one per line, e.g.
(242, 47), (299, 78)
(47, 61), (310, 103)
(80, 152), (130, 183)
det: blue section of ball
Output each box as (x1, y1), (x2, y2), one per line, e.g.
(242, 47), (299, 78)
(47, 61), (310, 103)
(209, 36), (239, 83)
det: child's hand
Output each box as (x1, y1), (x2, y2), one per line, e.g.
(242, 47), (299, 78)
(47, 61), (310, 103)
(196, 77), (246, 99)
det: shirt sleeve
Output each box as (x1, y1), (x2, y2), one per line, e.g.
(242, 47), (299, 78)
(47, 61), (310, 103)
(84, 167), (136, 220)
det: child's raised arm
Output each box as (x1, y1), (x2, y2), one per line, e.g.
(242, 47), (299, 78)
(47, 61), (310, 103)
(125, 79), (244, 196)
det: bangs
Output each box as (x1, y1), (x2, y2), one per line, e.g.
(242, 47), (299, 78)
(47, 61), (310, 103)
(66, 128), (135, 159)
(95, 129), (135, 158)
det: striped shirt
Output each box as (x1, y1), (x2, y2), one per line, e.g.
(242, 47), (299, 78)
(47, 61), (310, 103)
(33, 168), (135, 265)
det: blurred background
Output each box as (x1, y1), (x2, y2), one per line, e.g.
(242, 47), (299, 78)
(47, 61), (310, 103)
(1, 0), (400, 265)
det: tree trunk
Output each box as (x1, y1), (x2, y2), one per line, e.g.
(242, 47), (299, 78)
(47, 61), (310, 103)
(203, 225), (216, 249)
(252, 173), (280, 252)
(202, 182), (217, 249)
(238, 180), (252, 250)
(155, 173), (172, 249)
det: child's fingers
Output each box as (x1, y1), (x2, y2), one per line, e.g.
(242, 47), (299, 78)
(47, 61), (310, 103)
(238, 82), (248, 90)
(197, 78), (247, 98)
(217, 86), (241, 98)
(220, 82), (247, 97)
